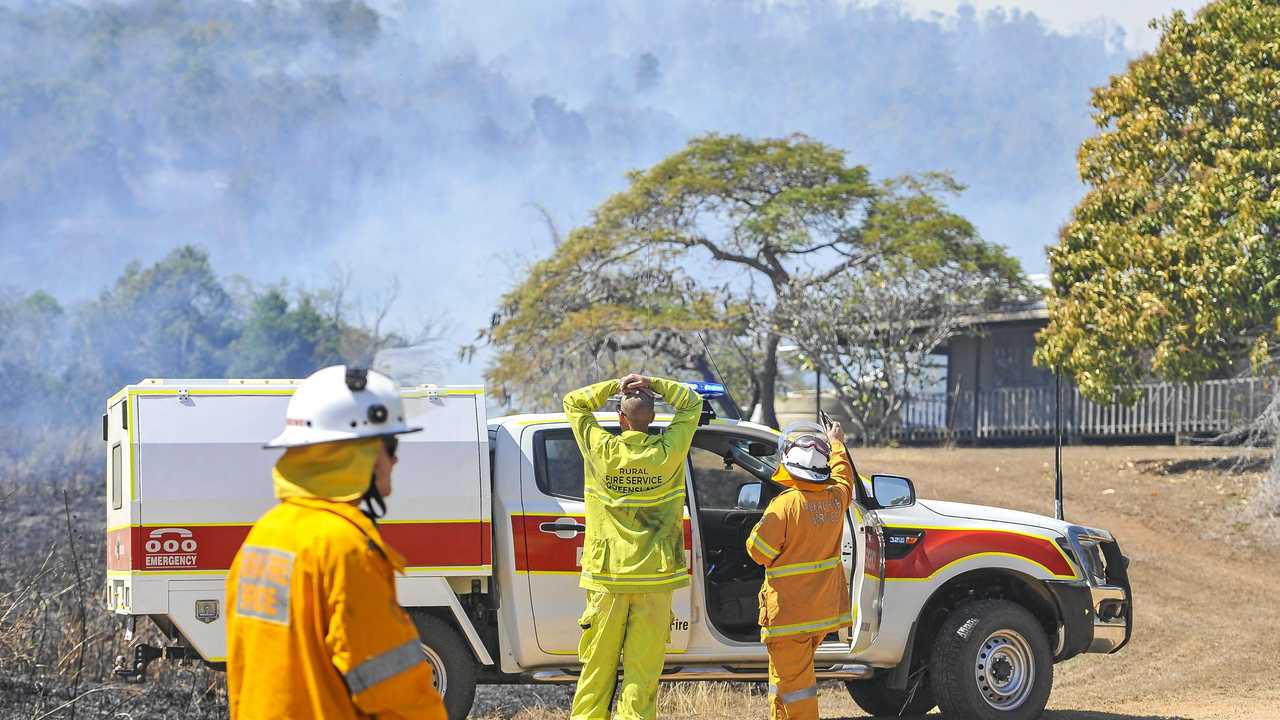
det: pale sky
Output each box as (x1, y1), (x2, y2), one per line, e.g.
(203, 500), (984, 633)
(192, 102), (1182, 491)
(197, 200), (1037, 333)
(898, 0), (1209, 50)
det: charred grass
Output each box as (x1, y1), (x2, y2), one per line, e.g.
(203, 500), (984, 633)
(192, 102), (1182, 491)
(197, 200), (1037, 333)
(0, 431), (228, 719)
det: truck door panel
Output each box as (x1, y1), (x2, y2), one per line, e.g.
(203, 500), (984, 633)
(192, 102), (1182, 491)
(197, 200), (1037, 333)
(519, 426), (691, 658)
(849, 503), (885, 653)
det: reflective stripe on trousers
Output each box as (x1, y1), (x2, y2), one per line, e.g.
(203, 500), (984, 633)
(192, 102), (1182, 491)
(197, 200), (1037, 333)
(769, 684), (818, 705)
(344, 640), (426, 695)
(766, 632), (823, 720)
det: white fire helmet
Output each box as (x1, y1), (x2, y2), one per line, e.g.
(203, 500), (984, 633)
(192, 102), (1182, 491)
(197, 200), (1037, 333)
(264, 365), (422, 449)
(776, 421), (833, 483)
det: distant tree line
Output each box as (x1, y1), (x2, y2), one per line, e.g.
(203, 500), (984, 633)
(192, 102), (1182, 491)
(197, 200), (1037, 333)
(0, 0), (1127, 307)
(0, 246), (437, 430)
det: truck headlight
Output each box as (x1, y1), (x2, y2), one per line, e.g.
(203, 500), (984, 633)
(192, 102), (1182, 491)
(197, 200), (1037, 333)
(1060, 526), (1114, 585)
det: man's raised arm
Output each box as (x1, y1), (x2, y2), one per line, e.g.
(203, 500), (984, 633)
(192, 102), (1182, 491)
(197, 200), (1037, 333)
(563, 379), (621, 456)
(827, 421), (855, 509)
(649, 377), (702, 459)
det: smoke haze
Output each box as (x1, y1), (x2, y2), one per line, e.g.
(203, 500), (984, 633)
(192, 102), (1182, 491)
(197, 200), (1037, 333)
(0, 0), (1135, 381)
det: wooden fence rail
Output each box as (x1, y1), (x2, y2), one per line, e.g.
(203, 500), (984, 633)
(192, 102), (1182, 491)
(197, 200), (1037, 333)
(886, 376), (1278, 442)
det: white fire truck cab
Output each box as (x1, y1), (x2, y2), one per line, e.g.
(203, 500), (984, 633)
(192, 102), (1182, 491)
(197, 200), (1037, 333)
(104, 378), (1131, 719)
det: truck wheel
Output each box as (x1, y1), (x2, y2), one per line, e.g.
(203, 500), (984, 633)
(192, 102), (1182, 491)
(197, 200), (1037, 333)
(411, 612), (478, 720)
(846, 673), (936, 717)
(929, 600), (1052, 720)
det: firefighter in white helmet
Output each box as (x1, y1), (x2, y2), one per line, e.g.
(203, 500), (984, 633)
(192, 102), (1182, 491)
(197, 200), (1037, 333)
(746, 419), (855, 720)
(225, 365), (447, 720)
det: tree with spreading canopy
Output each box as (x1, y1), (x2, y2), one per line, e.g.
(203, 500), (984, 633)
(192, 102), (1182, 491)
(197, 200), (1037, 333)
(480, 134), (1028, 430)
(1035, 0), (1280, 402)
(781, 176), (1027, 443)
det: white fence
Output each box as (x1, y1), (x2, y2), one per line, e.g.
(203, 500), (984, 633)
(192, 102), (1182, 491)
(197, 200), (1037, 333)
(889, 376), (1278, 442)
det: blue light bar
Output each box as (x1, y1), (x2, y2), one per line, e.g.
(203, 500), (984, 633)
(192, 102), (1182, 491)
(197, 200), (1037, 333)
(686, 380), (726, 399)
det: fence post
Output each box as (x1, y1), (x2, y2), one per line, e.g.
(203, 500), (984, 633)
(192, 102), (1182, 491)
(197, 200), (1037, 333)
(1174, 383), (1184, 445)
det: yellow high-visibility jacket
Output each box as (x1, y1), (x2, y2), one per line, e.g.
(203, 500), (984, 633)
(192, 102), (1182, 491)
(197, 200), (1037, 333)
(226, 497), (446, 720)
(564, 377), (702, 593)
(745, 440), (855, 640)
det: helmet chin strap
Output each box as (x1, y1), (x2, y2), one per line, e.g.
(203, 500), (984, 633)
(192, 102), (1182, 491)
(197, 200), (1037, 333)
(361, 474), (387, 522)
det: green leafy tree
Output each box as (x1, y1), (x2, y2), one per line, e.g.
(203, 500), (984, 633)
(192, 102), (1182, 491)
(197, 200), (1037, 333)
(0, 290), (81, 421)
(475, 222), (737, 411)
(482, 134), (1026, 425)
(227, 289), (342, 378)
(79, 246), (237, 386)
(1036, 0), (1280, 401)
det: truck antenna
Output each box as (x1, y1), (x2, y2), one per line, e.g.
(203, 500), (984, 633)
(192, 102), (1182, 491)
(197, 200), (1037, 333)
(1054, 369), (1065, 521)
(696, 331), (742, 420)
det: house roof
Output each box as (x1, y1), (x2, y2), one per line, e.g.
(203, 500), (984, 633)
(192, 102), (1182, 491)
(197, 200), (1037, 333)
(951, 300), (1049, 328)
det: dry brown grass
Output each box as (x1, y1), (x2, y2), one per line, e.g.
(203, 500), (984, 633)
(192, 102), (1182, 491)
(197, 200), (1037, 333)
(477, 444), (1280, 720)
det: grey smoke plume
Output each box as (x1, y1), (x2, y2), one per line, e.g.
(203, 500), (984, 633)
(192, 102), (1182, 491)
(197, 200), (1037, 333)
(0, 0), (1132, 382)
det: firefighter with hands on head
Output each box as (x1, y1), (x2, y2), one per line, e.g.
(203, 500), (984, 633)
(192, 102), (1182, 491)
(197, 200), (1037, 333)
(746, 418), (856, 720)
(564, 373), (703, 720)
(225, 365), (447, 720)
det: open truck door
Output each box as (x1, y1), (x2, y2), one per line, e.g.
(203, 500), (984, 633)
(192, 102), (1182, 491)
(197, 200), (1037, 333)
(848, 502), (884, 653)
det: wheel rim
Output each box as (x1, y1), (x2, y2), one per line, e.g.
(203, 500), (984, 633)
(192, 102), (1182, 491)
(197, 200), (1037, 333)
(973, 628), (1034, 711)
(421, 642), (448, 696)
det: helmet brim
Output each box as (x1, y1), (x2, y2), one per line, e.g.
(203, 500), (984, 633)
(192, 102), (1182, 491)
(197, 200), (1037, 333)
(263, 425), (424, 450)
(782, 463), (832, 483)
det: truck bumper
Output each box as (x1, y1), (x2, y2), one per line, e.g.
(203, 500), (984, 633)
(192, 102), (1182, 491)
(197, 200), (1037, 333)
(1046, 533), (1133, 660)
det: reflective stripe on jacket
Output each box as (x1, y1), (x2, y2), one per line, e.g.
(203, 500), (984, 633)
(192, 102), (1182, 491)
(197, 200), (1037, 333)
(226, 497), (446, 720)
(564, 377), (702, 593)
(746, 440), (855, 639)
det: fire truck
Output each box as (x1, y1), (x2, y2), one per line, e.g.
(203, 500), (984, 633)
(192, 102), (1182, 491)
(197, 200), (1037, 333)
(103, 378), (1131, 719)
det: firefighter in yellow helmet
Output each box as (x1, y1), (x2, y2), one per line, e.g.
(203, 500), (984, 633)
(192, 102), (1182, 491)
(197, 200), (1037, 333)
(746, 419), (854, 720)
(225, 365), (447, 720)
(565, 373), (703, 720)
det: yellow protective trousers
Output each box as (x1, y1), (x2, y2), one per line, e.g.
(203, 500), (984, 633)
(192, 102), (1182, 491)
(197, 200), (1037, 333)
(570, 590), (672, 720)
(765, 632), (823, 720)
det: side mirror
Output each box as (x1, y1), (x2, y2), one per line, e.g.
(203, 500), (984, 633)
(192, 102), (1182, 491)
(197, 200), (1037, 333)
(871, 474), (915, 509)
(736, 481), (763, 510)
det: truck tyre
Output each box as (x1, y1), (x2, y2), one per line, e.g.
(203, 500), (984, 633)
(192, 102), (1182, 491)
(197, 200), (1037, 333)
(929, 599), (1052, 720)
(846, 674), (936, 717)
(410, 612), (478, 720)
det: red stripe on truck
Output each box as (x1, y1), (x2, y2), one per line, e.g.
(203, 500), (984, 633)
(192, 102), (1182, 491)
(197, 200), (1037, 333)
(108, 521), (492, 572)
(884, 527), (1074, 580)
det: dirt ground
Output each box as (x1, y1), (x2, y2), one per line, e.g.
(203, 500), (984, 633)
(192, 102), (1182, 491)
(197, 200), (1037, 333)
(474, 444), (1280, 720)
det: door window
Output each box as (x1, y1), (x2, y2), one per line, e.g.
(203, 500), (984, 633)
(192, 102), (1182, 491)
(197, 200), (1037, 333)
(534, 429), (585, 500)
(111, 443), (123, 510)
(690, 446), (760, 510)
(533, 427), (665, 501)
